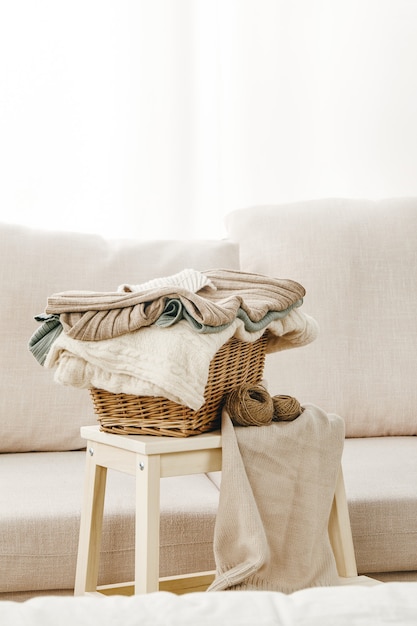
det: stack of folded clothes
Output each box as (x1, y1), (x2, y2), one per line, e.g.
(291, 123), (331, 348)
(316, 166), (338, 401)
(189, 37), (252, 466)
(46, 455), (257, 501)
(29, 268), (318, 410)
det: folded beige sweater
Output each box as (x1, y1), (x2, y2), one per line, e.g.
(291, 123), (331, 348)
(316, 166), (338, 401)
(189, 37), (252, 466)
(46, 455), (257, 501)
(45, 269), (305, 341)
(208, 405), (345, 593)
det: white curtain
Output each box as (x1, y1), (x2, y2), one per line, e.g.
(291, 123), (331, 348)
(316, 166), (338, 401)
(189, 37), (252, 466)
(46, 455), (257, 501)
(1, 0), (417, 240)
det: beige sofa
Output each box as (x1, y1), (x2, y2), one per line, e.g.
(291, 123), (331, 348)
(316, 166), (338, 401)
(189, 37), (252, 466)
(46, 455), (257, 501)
(1, 198), (416, 600)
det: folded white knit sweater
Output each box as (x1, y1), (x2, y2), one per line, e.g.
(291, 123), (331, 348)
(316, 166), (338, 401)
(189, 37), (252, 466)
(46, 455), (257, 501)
(44, 311), (318, 410)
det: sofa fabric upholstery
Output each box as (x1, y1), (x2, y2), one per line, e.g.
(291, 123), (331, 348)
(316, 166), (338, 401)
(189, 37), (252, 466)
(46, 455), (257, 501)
(225, 198), (417, 580)
(1, 222), (239, 452)
(342, 437), (417, 574)
(226, 198), (417, 438)
(2, 201), (417, 598)
(0, 450), (218, 594)
(209, 436), (417, 577)
(0, 221), (238, 597)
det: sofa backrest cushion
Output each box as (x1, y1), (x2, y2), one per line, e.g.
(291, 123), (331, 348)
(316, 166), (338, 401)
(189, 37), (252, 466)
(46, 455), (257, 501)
(1, 222), (239, 452)
(226, 198), (417, 437)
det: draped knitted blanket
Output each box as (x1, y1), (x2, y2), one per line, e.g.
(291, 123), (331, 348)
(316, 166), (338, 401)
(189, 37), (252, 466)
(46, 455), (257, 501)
(45, 269), (306, 341)
(208, 406), (345, 593)
(44, 311), (318, 410)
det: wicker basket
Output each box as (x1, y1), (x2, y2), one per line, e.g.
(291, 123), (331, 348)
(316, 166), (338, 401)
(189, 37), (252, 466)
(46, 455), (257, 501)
(89, 331), (269, 437)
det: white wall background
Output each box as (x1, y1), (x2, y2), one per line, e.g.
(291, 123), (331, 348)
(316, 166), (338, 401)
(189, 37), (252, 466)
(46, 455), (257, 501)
(1, 0), (417, 239)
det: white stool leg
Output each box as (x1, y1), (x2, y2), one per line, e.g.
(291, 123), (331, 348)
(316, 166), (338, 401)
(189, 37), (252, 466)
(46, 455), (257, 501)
(328, 466), (358, 579)
(74, 445), (107, 595)
(134, 453), (161, 593)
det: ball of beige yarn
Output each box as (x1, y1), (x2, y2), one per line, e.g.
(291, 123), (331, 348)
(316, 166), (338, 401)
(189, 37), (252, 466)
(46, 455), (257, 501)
(225, 383), (274, 427)
(272, 395), (303, 421)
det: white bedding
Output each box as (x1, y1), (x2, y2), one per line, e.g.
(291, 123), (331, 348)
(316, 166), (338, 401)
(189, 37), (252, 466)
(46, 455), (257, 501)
(1, 584), (417, 626)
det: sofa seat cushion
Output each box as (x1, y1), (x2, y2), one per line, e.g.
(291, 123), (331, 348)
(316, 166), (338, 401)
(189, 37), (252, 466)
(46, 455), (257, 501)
(226, 198), (417, 437)
(342, 436), (417, 574)
(0, 451), (219, 594)
(1, 221), (239, 452)
(210, 436), (417, 578)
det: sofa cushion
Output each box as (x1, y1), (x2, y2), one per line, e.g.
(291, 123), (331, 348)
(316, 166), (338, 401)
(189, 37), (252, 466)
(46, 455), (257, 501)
(0, 451), (219, 594)
(1, 222), (239, 452)
(342, 436), (417, 575)
(209, 436), (417, 577)
(226, 198), (417, 437)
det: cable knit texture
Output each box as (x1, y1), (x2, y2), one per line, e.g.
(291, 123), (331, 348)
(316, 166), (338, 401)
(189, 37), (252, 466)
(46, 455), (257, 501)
(44, 312), (318, 410)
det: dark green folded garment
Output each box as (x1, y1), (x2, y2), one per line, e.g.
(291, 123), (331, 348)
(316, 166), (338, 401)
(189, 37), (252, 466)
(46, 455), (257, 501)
(28, 314), (63, 365)
(154, 299), (184, 327)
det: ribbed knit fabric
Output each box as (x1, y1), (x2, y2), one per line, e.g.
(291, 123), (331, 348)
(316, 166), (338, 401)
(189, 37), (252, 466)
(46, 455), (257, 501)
(208, 405), (345, 593)
(45, 269), (305, 341)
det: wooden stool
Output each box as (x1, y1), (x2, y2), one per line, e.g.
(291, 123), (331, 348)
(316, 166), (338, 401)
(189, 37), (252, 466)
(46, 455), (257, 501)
(74, 425), (222, 596)
(74, 424), (376, 596)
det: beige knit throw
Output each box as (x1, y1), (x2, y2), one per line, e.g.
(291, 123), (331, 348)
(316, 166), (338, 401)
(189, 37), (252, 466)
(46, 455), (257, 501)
(208, 405), (345, 593)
